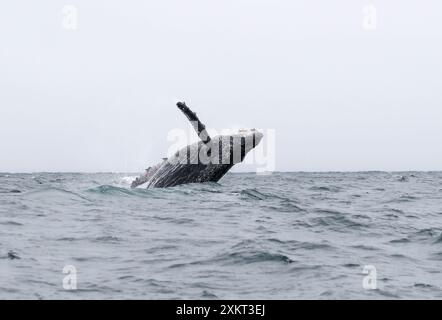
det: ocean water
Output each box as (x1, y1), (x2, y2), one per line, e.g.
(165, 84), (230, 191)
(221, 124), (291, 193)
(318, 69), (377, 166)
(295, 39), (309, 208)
(0, 172), (441, 299)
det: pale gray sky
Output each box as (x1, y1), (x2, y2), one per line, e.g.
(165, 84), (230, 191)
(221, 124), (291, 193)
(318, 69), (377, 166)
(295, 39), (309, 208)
(1, 1), (441, 172)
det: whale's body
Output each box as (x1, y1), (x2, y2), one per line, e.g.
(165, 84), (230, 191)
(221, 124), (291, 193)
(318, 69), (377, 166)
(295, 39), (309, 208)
(131, 102), (263, 188)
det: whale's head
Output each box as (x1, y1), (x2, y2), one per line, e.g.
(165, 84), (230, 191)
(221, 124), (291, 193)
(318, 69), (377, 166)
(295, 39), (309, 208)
(234, 128), (264, 156)
(170, 128), (263, 167)
(206, 128), (263, 165)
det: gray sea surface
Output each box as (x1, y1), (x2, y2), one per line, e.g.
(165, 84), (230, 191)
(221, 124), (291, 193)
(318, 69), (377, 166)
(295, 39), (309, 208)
(1, 172), (441, 299)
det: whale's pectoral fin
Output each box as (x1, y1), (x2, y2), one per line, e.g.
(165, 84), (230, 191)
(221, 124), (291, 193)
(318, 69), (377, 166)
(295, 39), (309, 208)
(177, 102), (211, 144)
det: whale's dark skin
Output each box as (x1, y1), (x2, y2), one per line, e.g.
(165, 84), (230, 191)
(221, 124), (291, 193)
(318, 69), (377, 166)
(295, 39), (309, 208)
(131, 102), (263, 188)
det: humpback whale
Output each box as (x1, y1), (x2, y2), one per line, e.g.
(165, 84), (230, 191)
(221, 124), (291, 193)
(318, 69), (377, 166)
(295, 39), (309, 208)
(131, 102), (263, 188)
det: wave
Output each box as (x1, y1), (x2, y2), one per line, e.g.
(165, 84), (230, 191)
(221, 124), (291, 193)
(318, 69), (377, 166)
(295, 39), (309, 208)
(86, 185), (164, 199)
(2, 172), (442, 299)
(266, 238), (333, 250)
(213, 250), (294, 265)
(414, 283), (436, 289)
(21, 187), (91, 202)
(309, 186), (342, 193)
(265, 200), (305, 213)
(120, 176), (138, 186)
(0, 220), (23, 226)
(56, 235), (122, 243)
(86, 182), (225, 199)
(0, 189), (21, 194)
(151, 216), (195, 225)
(239, 188), (305, 212)
(389, 238), (410, 244)
(87, 185), (140, 196)
(0, 250), (21, 260)
(313, 215), (366, 229)
(434, 233), (442, 244)
(201, 290), (218, 298)
(240, 188), (269, 200)
(385, 195), (420, 203)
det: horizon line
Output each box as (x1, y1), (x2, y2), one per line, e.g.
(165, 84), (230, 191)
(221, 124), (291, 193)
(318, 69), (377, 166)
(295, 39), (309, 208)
(1, 170), (442, 174)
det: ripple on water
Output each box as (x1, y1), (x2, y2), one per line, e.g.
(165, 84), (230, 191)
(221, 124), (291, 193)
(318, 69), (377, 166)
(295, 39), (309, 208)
(414, 283), (436, 289)
(93, 236), (122, 243)
(0, 189), (21, 194)
(151, 216), (195, 225)
(389, 238), (410, 244)
(240, 189), (268, 200)
(311, 215), (366, 230)
(265, 238), (333, 251)
(385, 195), (420, 203)
(0, 220), (23, 226)
(309, 186), (342, 193)
(201, 290), (218, 298)
(239, 188), (305, 213)
(264, 201), (305, 213)
(87, 185), (143, 197)
(433, 233), (442, 244)
(22, 187), (92, 202)
(2, 250), (21, 260)
(212, 251), (294, 265)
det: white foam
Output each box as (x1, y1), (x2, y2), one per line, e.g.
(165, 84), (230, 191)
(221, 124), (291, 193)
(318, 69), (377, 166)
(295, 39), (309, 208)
(120, 176), (137, 186)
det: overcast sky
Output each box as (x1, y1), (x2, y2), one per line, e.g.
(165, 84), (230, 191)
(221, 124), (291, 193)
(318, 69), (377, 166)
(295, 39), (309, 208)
(1, 1), (441, 172)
